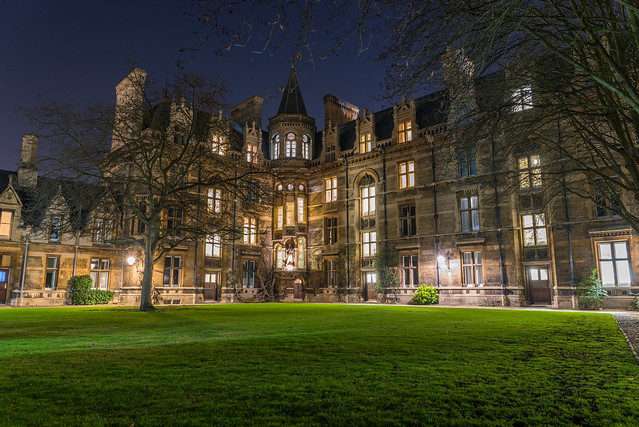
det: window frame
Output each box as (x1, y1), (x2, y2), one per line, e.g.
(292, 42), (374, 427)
(458, 147), (476, 178)
(400, 204), (416, 237)
(518, 154), (542, 190)
(163, 256), (182, 287)
(90, 258), (110, 290)
(597, 241), (632, 287)
(243, 217), (257, 244)
(44, 256), (59, 290)
(459, 195), (480, 232)
(398, 121), (412, 143)
(398, 161), (415, 189)
(512, 85), (533, 112)
(325, 177), (337, 203)
(326, 258), (339, 287)
(522, 213), (547, 247)
(402, 254), (419, 287)
(0, 210), (13, 238)
(243, 260), (256, 288)
(324, 217), (338, 245)
(462, 251), (483, 287)
(362, 231), (377, 257)
(359, 132), (372, 153)
(361, 184), (376, 216)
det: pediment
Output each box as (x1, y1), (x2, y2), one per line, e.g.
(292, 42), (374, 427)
(0, 185), (22, 207)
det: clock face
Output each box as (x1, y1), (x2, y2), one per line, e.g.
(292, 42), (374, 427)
(286, 132), (296, 141)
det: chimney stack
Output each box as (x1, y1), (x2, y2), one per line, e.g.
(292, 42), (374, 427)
(18, 134), (38, 187)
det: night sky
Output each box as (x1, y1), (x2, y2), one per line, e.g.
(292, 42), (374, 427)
(0, 1), (389, 171)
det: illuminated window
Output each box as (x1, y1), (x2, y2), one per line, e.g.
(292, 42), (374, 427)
(402, 255), (418, 287)
(208, 188), (221, 213)
(512, 85), (533, 112)
(272, 134), (280, 159)
(286, 201), (295, 226)
(286, 132), (296, 157)
(45, 256), (59, 289)
(325, 177), (337, 203)
(0, 210), (13, 238)
(360, 177), (376, 216)
(458, 148), (476, 178)
(459, 196), (479, 232)
(362, 231), (377, 257)
(518, 155), (541, 190)
(212, 135), (225, 155)
(359, 133), (372, 153)
(598, 242), (631, 286)
(462, 251), (483, 286)
(205, 234), (221, 257)
(163, 256), (181, 287)
(243, 217), (257, 244)
(398, 121), (412, 143)
(302, 134), (311, 160)
(90, 258), (110, 290)
(276, 206), (284, 229)
(275, 244), (285, 269)
(246, 144), (258, 164)
(399, 161), (415, 188)
(297, 197), (305, 223)
(522, 213), (547, 246)
(297, 237), (306, 269)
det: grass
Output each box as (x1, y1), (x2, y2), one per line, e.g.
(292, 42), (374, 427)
(0, 304), (638, 426)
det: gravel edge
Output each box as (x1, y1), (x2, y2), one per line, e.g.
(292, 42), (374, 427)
(614, 313), (639, 361)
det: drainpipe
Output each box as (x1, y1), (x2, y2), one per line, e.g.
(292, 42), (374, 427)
(72, 232), (79, 277)
(18, 228), (30, 307)
(559, 123), (575, 302)
(381, 149), (389, 288)
(491, 138), (506, 305)
(231, 169), (238, 290)
(431, 143), (440, 287)
(344, 156), (351, 289)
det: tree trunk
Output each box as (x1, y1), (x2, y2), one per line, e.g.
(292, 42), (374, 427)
(139, 240), (156, 311)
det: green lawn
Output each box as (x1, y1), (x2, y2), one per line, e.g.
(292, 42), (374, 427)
(0, 304), (637, 426)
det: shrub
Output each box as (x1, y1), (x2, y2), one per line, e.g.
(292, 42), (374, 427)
(575, 268), (608, 310)
(632, 296), (639, 311)
(412, 284), (439, 305)
(70, 275), (115, 305)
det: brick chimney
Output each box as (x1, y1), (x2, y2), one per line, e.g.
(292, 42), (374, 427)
(17, 134), (38, 188)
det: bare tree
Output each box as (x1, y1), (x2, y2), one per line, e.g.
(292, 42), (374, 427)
(23, 70), (272, 310)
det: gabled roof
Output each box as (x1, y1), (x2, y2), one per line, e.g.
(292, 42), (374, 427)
(277, 67), (308, 116)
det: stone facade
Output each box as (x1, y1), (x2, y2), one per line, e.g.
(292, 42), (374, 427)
(1, 64), (638, 309)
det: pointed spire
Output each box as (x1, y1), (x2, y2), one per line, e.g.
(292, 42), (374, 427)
(278, 67), (308, 116)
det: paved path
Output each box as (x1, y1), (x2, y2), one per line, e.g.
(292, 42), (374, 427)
(614, 312), (639, 360)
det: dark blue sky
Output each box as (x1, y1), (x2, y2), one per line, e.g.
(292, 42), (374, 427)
(0, 1), (389, 171)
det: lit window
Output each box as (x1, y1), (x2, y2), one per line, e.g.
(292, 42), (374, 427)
(361, 184), (376, 216)
(208, 188), (221, 213)
(275, 244), (285, 269)
(462, 251), (483, 286)
(398, 121), (412, 143)
(598, 242), (632, 286)
(243, 217), (257, 244)
(272, 134), (280, 159)
(45, 256), (59, 289)
(402, 255), (418, 287)
(518, 155), (541, 190)
(212, 135), (225, 155)
(243, 260), (256, 288)
(512, 85), (533, 112)
(324, 217), (337, 245)
(90, 258), (110, 290)
(362, 231), (377, 257)
(325, 177), (337, 203)
(458, 148), (476, 178)
(50, 216), (61, 242)
(359, 133), (372, 153)
(297, 237), (306, 268)
(399, 161), (415, 188)
(276, 206), (284, 229)
(205, 234), (221, 257)
(460, 196), (479, 232)
(286, 132), (296, 157)
(246, 144), (258, 164)
(0, 210), (12, 238)
(163, 256), (181, 287)
(522, 213), (547, 246)
(400, 205), (416, 237)
(286, 201), (295, 226)
(302, 134), (311, 160)
(297, 197), (305, 223)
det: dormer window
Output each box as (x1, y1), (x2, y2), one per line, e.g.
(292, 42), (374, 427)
(285, 132), (296, 157)
(50, 216), (61, 242)
(360, 133), (372, 153)
(0, 210), (12, 238)
(212, 135), (225, 155)
(512, 85), (533, 112)
(398, 121), (412, 143)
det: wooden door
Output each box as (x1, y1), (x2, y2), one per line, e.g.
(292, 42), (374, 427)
(0, 269), (8, 303)
(293, 279), (303, 299)
(527, 266), (551, 305)
(365, 272), (377, 301)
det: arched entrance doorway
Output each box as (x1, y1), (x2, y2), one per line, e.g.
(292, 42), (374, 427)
(293, 278), (304, 300)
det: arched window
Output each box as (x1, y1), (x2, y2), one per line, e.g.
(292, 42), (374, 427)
(272, 134), (280, 159)
(359, 174), (376, 216)
(285, 132), (296, 157)
(297, 237), (306, 269)
(302, 134), (311, 159)
(275, 244), (284, 269)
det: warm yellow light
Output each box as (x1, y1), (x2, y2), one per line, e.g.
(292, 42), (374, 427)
(126, 256), (136, 266)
